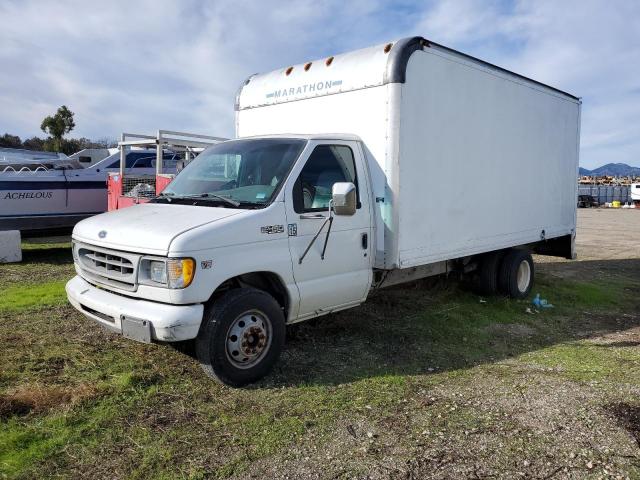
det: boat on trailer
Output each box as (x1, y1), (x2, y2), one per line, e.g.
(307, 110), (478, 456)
(0, 147), (68, 164)
(0, 146), (177, 236)
(0, 130), (226, 235)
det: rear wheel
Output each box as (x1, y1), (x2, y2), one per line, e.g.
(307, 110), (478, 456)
(472, 251), (504, 295)
(498, 249), (534, 299)
(196, 288), (285, 387)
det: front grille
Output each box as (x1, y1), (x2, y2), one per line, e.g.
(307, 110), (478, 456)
(76, 242), (140, 291)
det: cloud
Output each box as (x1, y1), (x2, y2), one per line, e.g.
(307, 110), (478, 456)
(0, 0), (638, 168)
(415, 0), (640, 168)
(0, 0), (402, 140)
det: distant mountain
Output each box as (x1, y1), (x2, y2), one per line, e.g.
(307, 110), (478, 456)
(579, 163), (640, 176)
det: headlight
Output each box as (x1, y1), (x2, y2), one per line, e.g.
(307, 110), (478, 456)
(149, 260), (167, 284)
(139, 257), (195, 289)
(167, 258), (195, 289)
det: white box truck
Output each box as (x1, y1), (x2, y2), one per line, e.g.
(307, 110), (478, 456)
(66, 37), (581, 386)
(632, 183), (640, 203)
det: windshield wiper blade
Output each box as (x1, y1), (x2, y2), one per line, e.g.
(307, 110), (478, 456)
(200, 193), (240, 207)
(172, 193), (240, 207)
(237, 200), (266, 209)
(155, 192), (174, 200)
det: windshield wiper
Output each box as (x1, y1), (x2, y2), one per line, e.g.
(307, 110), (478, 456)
(237, 200), (267, 209)
(171, 193), (240, 208)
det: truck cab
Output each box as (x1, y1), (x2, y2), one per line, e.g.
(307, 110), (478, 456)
(67, 135), (373, 386)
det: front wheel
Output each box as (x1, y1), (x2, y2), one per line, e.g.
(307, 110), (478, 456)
(196, 288), (285, 387)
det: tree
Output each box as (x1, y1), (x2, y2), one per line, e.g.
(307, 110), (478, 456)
(0, 133), (22, 148)
(61, 138), (81, 155)
(94, 136), (119, 148)
(22, 136), (46, 151)
(59, 137), (114, 155)
(40, 105), (75, 152)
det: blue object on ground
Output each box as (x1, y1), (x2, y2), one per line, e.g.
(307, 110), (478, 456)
(532, 293), (554, 308)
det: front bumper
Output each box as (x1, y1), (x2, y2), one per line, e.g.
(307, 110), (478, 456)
(66, 275), (204, 342)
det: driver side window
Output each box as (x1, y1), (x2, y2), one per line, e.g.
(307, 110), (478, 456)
(293, 145), (358, 213)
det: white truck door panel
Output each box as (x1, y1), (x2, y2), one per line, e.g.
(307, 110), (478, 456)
(285, 141), (372, 318)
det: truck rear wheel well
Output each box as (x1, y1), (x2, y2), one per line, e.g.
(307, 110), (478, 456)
(210, 272), (290, 318)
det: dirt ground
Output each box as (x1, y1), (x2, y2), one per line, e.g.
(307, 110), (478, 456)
(538, 208), (640, 279)
(1, 209), (639, 480)
(575, 209), (640, 261)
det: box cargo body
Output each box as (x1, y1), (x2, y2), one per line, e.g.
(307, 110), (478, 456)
(236, 37), (581, 270)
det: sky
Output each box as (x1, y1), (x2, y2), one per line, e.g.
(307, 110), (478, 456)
(0, 0), (638, 169)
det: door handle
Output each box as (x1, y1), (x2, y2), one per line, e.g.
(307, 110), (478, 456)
(300, 213), (327, 220)
(361, 233), (368, 249)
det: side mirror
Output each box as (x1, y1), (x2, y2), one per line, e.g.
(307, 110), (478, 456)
(332, 182), (357, 216)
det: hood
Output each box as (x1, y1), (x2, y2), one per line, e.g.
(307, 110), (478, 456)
(73, 203), (245, 255)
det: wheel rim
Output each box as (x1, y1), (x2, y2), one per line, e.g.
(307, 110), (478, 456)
(225, 310), (272, 369)
(516, 260), (531, 293)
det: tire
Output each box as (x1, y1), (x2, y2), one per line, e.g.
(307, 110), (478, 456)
(498, 249), (534, 299)
(195, 288), (285, 387)
(472, 251), (504, 295)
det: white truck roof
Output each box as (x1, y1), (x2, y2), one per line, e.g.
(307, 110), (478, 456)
(236, 133), (362, 142)
(236, 36), (578, 112)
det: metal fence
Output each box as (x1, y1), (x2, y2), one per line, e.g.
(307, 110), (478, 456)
(122, 175), (156, 198)
(577, 185), (632, 204)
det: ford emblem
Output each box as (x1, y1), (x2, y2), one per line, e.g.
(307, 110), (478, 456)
(98, 230), (107, 239)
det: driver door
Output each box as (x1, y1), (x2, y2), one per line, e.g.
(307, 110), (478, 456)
(284, 141), (373, 320)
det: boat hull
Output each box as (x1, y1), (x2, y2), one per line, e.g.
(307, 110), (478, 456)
(0, 172), (107, 234)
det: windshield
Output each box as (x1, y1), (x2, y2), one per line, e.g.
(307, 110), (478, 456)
(158, 138), (306, 208)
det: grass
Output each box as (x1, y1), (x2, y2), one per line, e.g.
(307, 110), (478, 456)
(0, 281), (67, 312)
(0, 241), (639, 479)
(524, 342), (640, 382)
(0, 241), (73, 291)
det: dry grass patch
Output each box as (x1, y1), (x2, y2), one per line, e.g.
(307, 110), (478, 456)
(0, 383), (99, 419)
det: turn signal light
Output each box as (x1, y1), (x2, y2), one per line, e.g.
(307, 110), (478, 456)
(167, 258), (195, 289)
